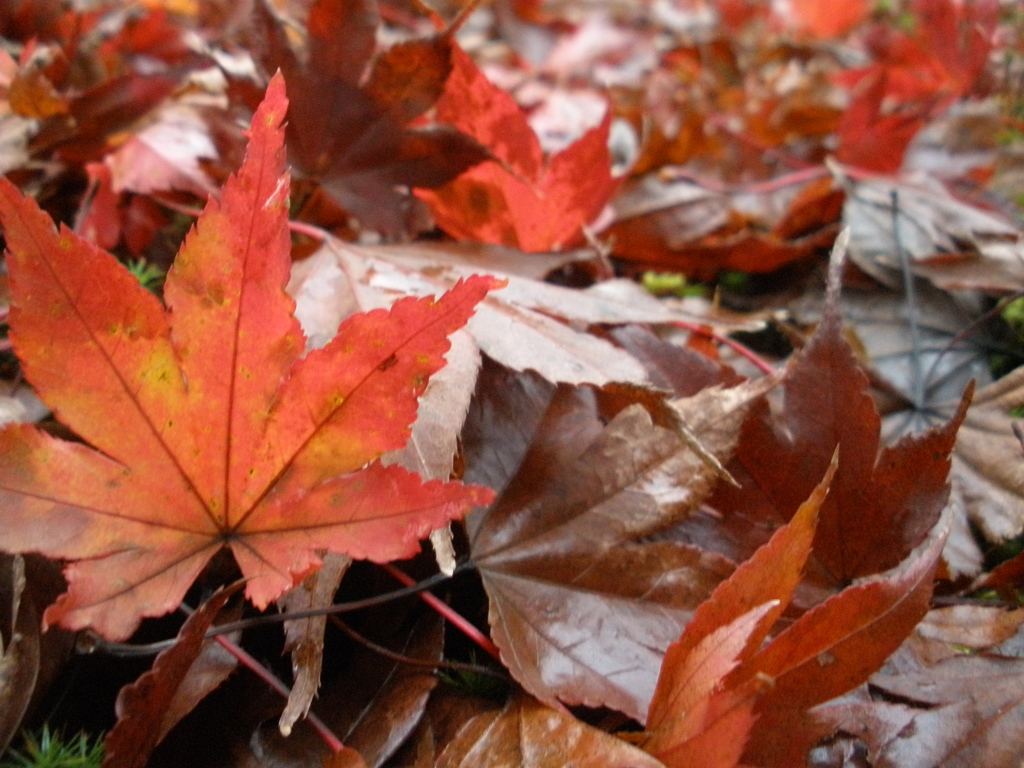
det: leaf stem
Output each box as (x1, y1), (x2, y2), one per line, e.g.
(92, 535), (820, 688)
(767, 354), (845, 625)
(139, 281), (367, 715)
(380, 562), (503, 663)
(669, 320), (776, 375)
(177, 604), (344, 753)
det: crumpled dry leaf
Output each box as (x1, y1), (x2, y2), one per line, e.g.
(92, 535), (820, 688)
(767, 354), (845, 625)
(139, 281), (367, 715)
(279, 553), (352, 736)
(839, 169), (1024, 293)
(815, 606), (1024, 768)
(933, 366), (1024, 545)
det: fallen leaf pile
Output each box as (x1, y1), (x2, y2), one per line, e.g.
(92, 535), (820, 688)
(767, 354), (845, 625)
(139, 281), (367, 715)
(0, 1), (1023, 767)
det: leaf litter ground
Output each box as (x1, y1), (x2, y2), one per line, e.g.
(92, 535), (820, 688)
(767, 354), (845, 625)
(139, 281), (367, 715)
(0, 1), (1023, 767)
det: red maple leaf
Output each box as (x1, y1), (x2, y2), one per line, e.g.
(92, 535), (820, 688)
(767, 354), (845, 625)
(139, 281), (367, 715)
(0, 74), (499, 641)
(835, 0), (998, 172)
(416, 43), (617, 253)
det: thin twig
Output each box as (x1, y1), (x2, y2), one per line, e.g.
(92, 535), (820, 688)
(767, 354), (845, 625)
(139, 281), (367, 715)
(328, 615), (509, 680)
(83, 570), (457, 656)
(669, 320), (776, 375)
(892, 189), (926, 411)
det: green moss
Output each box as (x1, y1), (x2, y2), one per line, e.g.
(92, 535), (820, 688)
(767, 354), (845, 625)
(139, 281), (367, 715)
(125, 258), (166, 295)
(1, 728), (103, 768)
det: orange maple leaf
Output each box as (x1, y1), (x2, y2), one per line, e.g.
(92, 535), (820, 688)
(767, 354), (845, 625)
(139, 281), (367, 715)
(0, 73), (499, 641)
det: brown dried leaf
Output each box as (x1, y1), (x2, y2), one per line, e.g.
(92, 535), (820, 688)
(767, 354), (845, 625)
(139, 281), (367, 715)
(937, 367), (1024, 544)
(818, 608), (1024, 768)
(0, 555), (37, 754)
(104, 584), (242, 768)
(464, 365), (775, 720)
(280, 553), (353, 736)
(435, 694), (664, 768)
(246, 609), (443, 768)
(915, 605), (1024, 649)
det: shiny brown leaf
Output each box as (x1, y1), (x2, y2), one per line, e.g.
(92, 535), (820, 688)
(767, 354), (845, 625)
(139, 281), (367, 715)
(464, 365), (775, 720)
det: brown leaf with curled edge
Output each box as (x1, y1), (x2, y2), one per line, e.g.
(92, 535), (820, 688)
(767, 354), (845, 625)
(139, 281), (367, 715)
(103, 584), (243, 768)
(435, 693), (664, 768)
(914, 605), (1024, 650)
(463, 362), (775, 721)
(935, 366), (1024, 548)
(608, 174), (842, 280)
(816, 607), (1024, 768)
(252, 0), (489, 236)
(0, 554), (37, 755)
(698, 244), (970, 602)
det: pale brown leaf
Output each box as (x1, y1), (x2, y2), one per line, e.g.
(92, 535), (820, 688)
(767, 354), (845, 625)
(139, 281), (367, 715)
(280, 553), (353, 736)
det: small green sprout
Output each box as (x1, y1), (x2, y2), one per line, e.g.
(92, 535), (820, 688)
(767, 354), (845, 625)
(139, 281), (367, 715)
(641, 272), (707, 298)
